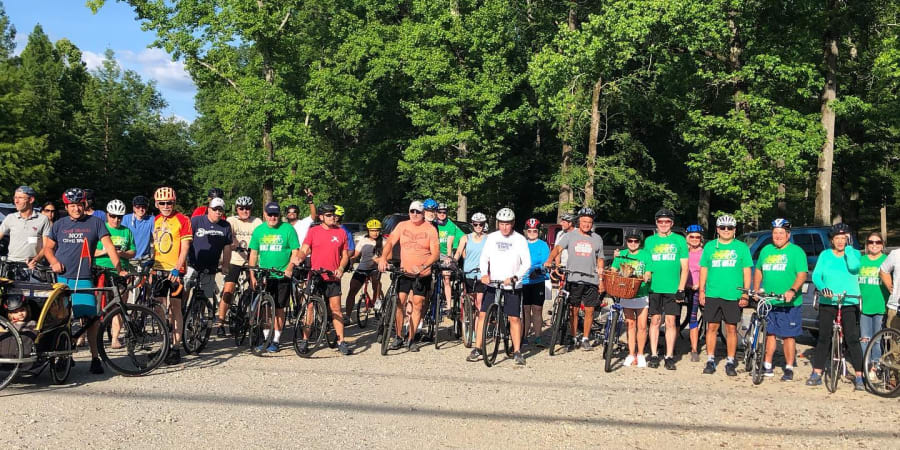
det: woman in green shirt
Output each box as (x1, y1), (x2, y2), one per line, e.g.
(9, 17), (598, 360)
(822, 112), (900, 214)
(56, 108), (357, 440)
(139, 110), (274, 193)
(859, 232), (889, 370)
(611, 229), (651, 368)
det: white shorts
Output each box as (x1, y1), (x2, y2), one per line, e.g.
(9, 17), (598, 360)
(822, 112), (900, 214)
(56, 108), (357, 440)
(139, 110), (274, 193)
(620, 296), (649, 310)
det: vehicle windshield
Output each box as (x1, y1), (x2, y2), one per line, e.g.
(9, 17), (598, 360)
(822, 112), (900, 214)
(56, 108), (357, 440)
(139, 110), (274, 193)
(742, 233), (760, 248)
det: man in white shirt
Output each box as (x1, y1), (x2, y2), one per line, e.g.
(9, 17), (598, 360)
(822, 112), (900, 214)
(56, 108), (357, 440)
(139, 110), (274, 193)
(290, 189), (318, 246)
(0, 186), (51, 279)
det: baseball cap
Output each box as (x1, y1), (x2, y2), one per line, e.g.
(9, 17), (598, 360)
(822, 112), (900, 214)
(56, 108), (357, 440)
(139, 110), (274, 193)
(264, 202), (281, 215)
(409, 200), (424, 212)
(209, 198), (226, 210)
(15, 186), (36, 197)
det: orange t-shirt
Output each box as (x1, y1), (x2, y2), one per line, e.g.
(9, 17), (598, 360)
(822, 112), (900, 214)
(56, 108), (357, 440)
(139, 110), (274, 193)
(394, 220), (438, 276)
(153, 213), (193, 271)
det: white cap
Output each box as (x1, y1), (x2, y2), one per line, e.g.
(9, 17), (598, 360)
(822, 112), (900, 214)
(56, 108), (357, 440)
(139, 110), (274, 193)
(409, 200), (424, 211)
(209, 198), (226, 209)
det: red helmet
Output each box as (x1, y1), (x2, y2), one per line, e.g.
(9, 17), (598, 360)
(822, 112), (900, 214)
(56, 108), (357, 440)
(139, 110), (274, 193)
(525, 218), (541, 229)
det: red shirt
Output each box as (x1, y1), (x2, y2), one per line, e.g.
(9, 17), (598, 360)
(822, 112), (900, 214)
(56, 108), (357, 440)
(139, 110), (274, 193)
(303, 225), (347, 281)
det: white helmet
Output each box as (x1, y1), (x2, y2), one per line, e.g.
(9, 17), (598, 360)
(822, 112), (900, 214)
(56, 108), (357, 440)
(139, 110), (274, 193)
(106, 199), (127, 215)
(496, 208), (515, 222)
(716, 215), (737, 227)
(471, 212), (487, 223)
(235, 196), (253, 207)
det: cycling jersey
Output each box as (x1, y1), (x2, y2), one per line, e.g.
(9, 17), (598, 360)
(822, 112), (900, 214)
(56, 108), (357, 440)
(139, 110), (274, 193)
(462, 233), (486, 279)
(153, 213), (192, 272)
(96, 224), (135, 269)
(227, 216), (262, 266)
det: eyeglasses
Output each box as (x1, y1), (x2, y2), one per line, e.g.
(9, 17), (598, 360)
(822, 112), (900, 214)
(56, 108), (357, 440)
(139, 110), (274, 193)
(409, 210), (422, 215)
(323, 213), (336, 217)
(656, 219), (673, 224)
(42, 208), (56, 213)
(437, 210), (448, 214)
(471, 223), (484, 227)
(237, 206), (251, 211)
(109, 214), (123, 220)
(211, 207), (225, 213)
(687, 235), (702, 239)
(267, 213), (281, 218)
(526, 229), (539, 233)
(868, 240), (883, 245)
(718, 226), (735, 231)
(626, 239), (640, 243)
(157, 201), (174, 206)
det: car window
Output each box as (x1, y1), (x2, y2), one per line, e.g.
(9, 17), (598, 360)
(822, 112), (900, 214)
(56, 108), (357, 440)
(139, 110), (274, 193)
(792, 233), (824, 257)
(594, 227), (622, 247)
(742, 234), (760, 248)
(752, 236), (773, 261)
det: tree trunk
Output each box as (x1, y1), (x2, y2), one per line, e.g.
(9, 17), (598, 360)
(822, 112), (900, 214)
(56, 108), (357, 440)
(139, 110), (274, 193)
(585, 77), (601, 208)
(815, 3), (838, 226)
(261, 48), (275, 205)
(557, 2), (577, 222)
(777, 159), (787, 214)
(457, 187), (467, 222)
(697, 188), (710, 230)
(881, 202), (888, 246)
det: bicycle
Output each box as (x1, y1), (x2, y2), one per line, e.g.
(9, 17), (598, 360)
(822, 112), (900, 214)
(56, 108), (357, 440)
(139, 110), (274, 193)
(548, 265), (571, 356)
(354, 269), (381, 328)
(736, 288), (783, 385)
(292, 268), (338, 357)
(459, 268), (480, 348)
(246, 267), (280, 356)
(601, 295), (626, 372)
(819, 291), (862, 393)
(432, 260), (463, 350)
(863, 326), (900, 397)
(481, 280), (517, 367)
(377, 265), (405, 356)
(181, 267), (217, 354)
(226, 264), (252, 346)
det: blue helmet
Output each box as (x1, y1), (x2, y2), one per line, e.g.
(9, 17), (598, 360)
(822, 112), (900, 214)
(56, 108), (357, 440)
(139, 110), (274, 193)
(771, 218), (791, 230)
(685, 224), (704, 234)
(423, 199), (438, 210)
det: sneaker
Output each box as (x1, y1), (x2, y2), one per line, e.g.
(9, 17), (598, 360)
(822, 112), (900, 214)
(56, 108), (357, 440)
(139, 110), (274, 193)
(342, 317), (351, 326)
(636, 355), (647, 368)
(164, 348), (181, 365)
(764, 366), (775, 377)
(266, 342), (280, 353)
(389, 337), (404, 350)
(806, 373), (823, 386)
(338, 341), (353, 356)
(854, 376), (865, 391)
(781, 367), (794, 382)
(664, 357), (676, 371)
(89, 358), (104, 374)
(216, 326), (226, 337)
(623, 355), (636, 367)
(466, 348), (482, 362)
(725, 361), (737, 376)
(647, 355), (660, 368)
(514, 352), (526, 366)
(690, 352), (699, 362)
(407, 340), (419, 352)
(581, 338), (593, 352)
(703, 360), (716, 374)
(569, 337), (579, 351)
(534, 337), (545, 348)
(297, 339), (310, 355)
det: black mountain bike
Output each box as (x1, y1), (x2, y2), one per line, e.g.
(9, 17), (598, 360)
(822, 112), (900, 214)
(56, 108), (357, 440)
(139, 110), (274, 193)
(293, 268), (338, 357)
(181, 268), (217, 354)
(481, 281), (517, 367)
(377, 265), (405, 355)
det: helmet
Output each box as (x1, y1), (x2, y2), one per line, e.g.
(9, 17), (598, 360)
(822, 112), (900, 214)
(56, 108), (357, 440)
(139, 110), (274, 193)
(830, 223), (851, 238)
(561, 213), (576, 222)
(496, 208), (515, 222)
(437, 202), (448, 211)
(62, 188), (85, 205)
(716, 215), (737, 227)
(366, 219), (382, 229)
(525, 218), (541, 229)
(771, 218), (791, 231)
(207, 187), (224, 199)
(624, 228), (643, 241)
(470, 212), (487, 223)
(685, 224), (705, 234)
(2, 293), (26, 312)
(154, 187), (176, 201)
(235, 196), (253, 207)
(317, 203), (336, 215)
(132, 195), (149, 207)
(334, 205), (345, 217)
(654, 208), (674, 220)
(577, 207), (595, 218)
(106, 199), (127, 215)
(83, 188), (96, 201)
(423, 199), (438, 210)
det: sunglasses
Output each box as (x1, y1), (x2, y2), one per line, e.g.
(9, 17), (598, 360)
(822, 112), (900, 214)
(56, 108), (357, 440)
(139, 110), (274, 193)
(108, 214), (123, 220)
(211, 207), (225, 213)
(471, 223), (484, 227)
(157, 201), (174, 206)
(687, 235), (702, 239)
(42, 208), (56, 213)
(409, 210), (422, 215)
(132, 204), (147, 208)
(656, 219), (673, 224)
(868, 240), (883, 245)
(626, 239), (641, 243)
(237, 206), (251, 211)
(323, 213), (336, 217)
(267, 213), (281, 218)
(718, 226), (735, 231)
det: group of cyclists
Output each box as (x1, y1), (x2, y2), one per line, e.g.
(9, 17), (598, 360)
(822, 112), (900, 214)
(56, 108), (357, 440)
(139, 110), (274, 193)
(1, 184), (898, 392)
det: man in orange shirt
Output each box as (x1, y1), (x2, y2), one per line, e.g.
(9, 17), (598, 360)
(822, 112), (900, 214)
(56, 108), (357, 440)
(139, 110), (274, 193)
(377, 200), (439, 352)
(152, 186), (193, 364)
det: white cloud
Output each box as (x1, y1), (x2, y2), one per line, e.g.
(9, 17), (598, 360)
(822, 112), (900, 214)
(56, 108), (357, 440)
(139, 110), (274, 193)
(120, 48), (194, 92)
(81, 50), (106, 71)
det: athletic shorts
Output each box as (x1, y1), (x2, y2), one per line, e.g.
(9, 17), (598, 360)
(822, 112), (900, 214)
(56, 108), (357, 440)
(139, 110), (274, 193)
(705, 297), (741, 324)
(649, 292), (680, 316)
(464, 278), (485, 294)
(58, 276), (97, 319)
(317, 280), (342, 299)
(620, 296), (649, 310)
(224, 264), (245, 284)
(351, 269), (376, 285)
(152, 275), (184, 299)
(265, 277), (292, 308)
(185, 267), (219, 299)
(766, 305), (802, 338)
(481, 286), (523, 318)
(521, 283), (545, 306)
(567, 283), (600, 308)
(398, 275), (431, 297)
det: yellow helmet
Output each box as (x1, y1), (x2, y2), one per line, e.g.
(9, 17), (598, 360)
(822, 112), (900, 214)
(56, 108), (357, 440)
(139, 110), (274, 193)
(334, 204), (345, 216)
(366, 219), (382, 230)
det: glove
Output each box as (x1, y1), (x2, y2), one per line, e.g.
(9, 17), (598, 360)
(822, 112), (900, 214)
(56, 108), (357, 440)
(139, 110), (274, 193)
(675, 290), (685, 301)
(170, 268), (180, 278)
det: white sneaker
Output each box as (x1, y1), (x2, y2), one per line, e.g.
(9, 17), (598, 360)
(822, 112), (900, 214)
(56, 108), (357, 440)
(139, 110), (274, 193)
(624, 355), (636, 367)
(636, 355), (647, 368)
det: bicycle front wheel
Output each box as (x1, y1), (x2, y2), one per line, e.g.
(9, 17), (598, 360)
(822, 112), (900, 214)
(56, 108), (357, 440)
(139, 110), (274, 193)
(249, 294), (275, 356)
(99, 304), (169, 376)
(824, 329), (842, 393)
(463, 295), (476, 348)
(549, 297), (568, 356)
(183, 292), (214, 354)
(751, 320), (767, 385)
(0, 316), (23, 390)
(482, 304), (500, 367)
(863, 327), (900, 397)
(379, 294), (397, 356)
(603, 308), (621, 373)
(744, 315), (758, 372)
(356, 295), (371, 329)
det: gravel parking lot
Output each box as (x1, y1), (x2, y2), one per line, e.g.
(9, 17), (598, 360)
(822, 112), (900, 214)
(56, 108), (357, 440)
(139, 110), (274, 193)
(2, 276), (897, 448)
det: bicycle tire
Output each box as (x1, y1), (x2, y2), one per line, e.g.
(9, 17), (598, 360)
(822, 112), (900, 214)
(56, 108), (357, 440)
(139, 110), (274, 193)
(482, 304), (500, 367)
(434, 294), (444, 350)
(98, 304), (169, 376)
(751, 321), (767, 385)
(0, 316), (23, 390)
(295, 295), (327, 356)
(249, 293), (275, 356)
(49, 329), (73, 384)
(744, 314), (758, 372)
(824, 328), (841, 393)
(863, 327), (900, 397)
(604, 309), (621, 373)
(549, 297), (568, 356)
(379, 294), (397, 356)
(232, 290), (252, 347)
(356, 295), (370, 329)
(182, 291), (214, 354)
(463, 295), (476, 348)
(504, 317), (512, 357)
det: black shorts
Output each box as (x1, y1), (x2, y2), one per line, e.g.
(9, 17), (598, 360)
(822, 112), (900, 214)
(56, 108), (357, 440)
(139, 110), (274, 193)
(649, 292), (680, 316)
(464, 278), (485, 294)
(224, 264), (245, 284)
(317, 281), (342, 299)
(397, 275), (431, 297)
(705, 297), (741, 324)
(351, 269), (376, 284)
(263, 277), (292, 308)
(567, 283), (600, 308)
(481, 287), (523, 318)
(522, 283), (545, 307)
(153, 277), (184, 299)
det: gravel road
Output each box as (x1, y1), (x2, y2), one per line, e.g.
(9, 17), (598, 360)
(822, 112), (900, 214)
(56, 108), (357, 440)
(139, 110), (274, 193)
(2, 276), (897, 448)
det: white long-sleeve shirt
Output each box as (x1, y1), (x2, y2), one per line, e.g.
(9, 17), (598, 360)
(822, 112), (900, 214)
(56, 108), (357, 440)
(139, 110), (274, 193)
(480, 230), (531, 289)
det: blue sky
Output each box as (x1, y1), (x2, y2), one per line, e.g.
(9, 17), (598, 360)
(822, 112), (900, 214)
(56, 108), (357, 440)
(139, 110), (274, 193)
(5, 0), (197, 121)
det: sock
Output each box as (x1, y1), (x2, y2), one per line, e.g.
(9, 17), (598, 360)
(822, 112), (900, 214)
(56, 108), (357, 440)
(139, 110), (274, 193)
(785, 365), (793, 370)
(726, 357), (735, 364)
(707, 356), (715, 362)
(582, 337), (588, 342)
(273, 330), (281, 343)
(263, 329), (270, 339)
(764, 362), (772, 369)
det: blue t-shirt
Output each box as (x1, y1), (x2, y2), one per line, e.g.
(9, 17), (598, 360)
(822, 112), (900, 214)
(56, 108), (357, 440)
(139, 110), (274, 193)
(91, 210), (107, 221)
(342, 225), (356, 252)
(48, 214), (109, 279)
(123, 213), (155, 259)
(523, 239), (550, 285)
(189, 215), (234, 272)
(463, 233), (486, 279)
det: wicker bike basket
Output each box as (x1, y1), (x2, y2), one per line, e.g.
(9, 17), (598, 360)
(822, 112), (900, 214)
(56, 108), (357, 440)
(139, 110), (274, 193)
(604, 270), (642, 299)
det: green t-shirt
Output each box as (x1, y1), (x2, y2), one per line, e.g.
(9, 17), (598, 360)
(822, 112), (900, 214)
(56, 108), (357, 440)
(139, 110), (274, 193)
(96, 224), (135, 269)
(645, 233), (688, 294)
(756, 243), (808, 307)
(437, 220), (464, 255)
(611, 249), (650, 298)
(859, 254), (889, 315)
(248, 222), (300, 278)
(700, 239), (752, 301)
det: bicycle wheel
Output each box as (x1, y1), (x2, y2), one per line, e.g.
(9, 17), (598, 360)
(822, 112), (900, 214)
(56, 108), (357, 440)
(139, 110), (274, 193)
(463, 295), (476, 348)
(232, 290), (252, 346)
(604, 309), (621, 373)
(434, 295), (444, 350)
(0, 316), (23, 390)
(743, 315), (758, 372)
(824, 329), (841, 393)
(751, 321), (767, 385)
(863, 327), (900, 397)
(549, 297), (568, 356)
(482, 304), (500, 367)
(98, 304), (169, 376)
(379, 294), (397, 356)
(504, 316), (513, 357)
(49, 329), (73, 384)
(356, 294), (371, 329)
(249, 293), (275, 356)
(295, 295), (327, 356)
(182, 292), (214, 354)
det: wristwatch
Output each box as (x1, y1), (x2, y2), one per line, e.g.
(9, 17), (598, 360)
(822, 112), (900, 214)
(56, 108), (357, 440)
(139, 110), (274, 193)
(788, 287), (798, 295)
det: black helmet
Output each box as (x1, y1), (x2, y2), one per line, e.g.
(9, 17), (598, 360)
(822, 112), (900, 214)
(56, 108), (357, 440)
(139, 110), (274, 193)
(317, 203), (336, 215)
(2, 293), (26, 311)
(207, 187), (224, 199)
(654, 208), (674, 220)
(624, 228), (643, 242)
(132, 195), (150, 207)
(829, 223), (851, 238)
(577, 207), (595, 219)
(83, 188), (96, 202)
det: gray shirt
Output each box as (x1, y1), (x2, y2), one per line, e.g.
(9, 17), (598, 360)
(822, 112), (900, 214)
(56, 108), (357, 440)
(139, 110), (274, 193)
(356, 237), (378, 272)
(555, 230), (603, 285)
(880, 249), (900, 309)
(0, 211), (51, 262)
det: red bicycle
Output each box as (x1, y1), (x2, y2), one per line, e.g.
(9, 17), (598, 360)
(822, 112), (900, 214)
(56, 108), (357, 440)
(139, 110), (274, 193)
(355, 271), (381, 328)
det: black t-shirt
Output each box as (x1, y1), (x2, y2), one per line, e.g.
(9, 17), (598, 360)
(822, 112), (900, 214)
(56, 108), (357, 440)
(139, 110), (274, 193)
(189, 215), (233, 271)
